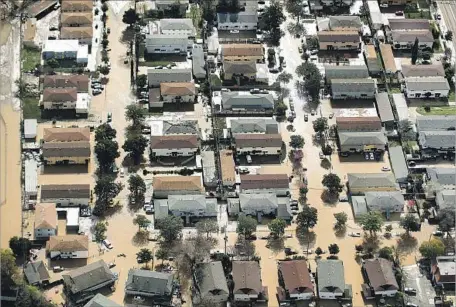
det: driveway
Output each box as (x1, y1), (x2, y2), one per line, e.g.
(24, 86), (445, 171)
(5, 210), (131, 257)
(403, 264), (436, 307)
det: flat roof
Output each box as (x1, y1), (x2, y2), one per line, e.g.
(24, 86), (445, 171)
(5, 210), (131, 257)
(388, 146), (409, 183)
(24, 119), (37, 137)
(391, 93), (408, 121)
(25, 159), (38, 195)
(43, 39), (79, 52)
(375, 92), (395, 123)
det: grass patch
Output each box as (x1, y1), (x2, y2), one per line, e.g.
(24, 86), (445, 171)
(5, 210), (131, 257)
(21, 45), (41, 72)
(449, 89), (455, 102)
(416, 106), (456, 115)
(187, 5), (202, 38)
(22, 97), (41, 120)
(417, 0), (429, 8)
(406, 10), (431, 19)
(389, 86), (402, 94)
(210, 74), (222, 87)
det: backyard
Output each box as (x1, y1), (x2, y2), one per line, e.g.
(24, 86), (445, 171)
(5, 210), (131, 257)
(22, 97), (41, 120)
(417, 105), (456, 115)
(21, 45), (41, 72)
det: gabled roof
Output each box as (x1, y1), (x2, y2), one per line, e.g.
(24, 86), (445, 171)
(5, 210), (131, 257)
(160, 82), (196, 96)
(194, 262), (229, 299)
(325, 65), (369, 80)
(63, 260), (116, 295)
(168, 195), (217, 213)
(223, 60), (257, 74)
(419, 131), (456, 148)
(364, 191), (405, 209)
(159, 18), (194, 31)
(83, 294), (122, 307)
(317, 30), (359, 42)
(162, 120), (199, 135)
(416, 115), (456, 131)
(153, 176), (203, 192)
(331, 78), (376, 93)
(146, 33), (188, 44)
(47, 235), (89, 252)
(125, 269), (173, 295)
(328, 15), (362, 29)
(148, 68), (193, 77)
(41, 184), (90, 199)
(239, 193), (278, 211)
(338, 131), (387, 146)
(43, 74), (89, 92)
(220, 149), (236, 184)
(347, 173), (397, 189)
(317, 260), (345, 294)
(60, 12), (93, 25)
(234, 133), (282, 148)
(232, 261), (262, 294)
(61, 0), (93, 12)
(279, 260), (313, 294)
(336, 117), (382, 131)
(363, 258), (399, 292)
(375, 92), (395, 123)
(435, 190), (456, 209)
(60, 27), (93, 39)
(240, 174), (289, 190)
(405, 77), (450, 91)
(43, 141), (91, 158)
(379, 44), (397, 73)
(222, 44), (264, 57)
(150, 135), (198, 149)
(34, 203), (57, 229)
(221, 91), (274, 109)
(391, 30), (434, 43)
(24, 261), (50, 285)
(427, 168), (456, 186)
(230, 118), (279, 134)
(388, 18), (429, 31)
(217, 12), (258, 24)
(43, 88), (77, 102)
(401, 64), (445, 78)
(43, 127), (90, 142)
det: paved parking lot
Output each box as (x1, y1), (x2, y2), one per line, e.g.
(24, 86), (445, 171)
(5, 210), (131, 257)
(403, 264), (436, 307)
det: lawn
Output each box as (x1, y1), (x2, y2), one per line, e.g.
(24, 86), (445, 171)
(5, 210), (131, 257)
(406, 10), (431, 19)
(389, 87), (402, 94)
(187, 4), (202, 38)
(22, 97), (41, 120)
(416, 106), (456, 115)
(210, 74), (222, 87)
(21, 45), (41, 72)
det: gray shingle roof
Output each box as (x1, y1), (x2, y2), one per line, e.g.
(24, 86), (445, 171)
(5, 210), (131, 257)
(325, 65), (369, 80)
(163, 120), (199, 135)
(401, 64), (445, 78)
(418, 131), (456, 149)
(239, 193), (278, 211)
(42, 141), (91, 158)
(347, 173), (397, 189)
(240, 174), (289, 190)
(232, 261), (262, 294)
(375, 92), (395, 123)
(160, 18), (194, 31)
(391, 30), (434, 43)
(351, 196), (368, 217)
(317, 260), (346, 294)
(125, 269), (173, 296)
(388, 146), (409, 183)
(222, 91), (274, 109)
(24, 261), (50, 285)
(192, 45), (206, 78)
(364, 191), (405, 211)
(405, 77), (450, 91)
(416, 115), (456, 131)
(427, 168), (456, 186)
(167, 195), (217, 214)
(331, 78), (376, 93)
(41, 184), (90, 199)
(83, 294), (122, 307)
(435, 190), (456, 209)
(217, 12), (258, 24)
(223, 61), (257, 74)
(338, 131), (387, 146)
(388, 18), (429, 31)
(194, 262), (229, 300)
(329, 15), (362, 29)
(230, 118), (278, 134)
(63, 260), (116, 295)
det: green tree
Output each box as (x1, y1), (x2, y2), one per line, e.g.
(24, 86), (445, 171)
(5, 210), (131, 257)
(334, 212), (348, 228)
(296, 61), (322, 102)
(285, 0), (306, 22)
(133, 214), (151, 232)
(128, 174), (146, 205)
(95, 123), (116, 142)
(287, 22), (307, 37)
(277, 72), (293, 85)
(46, 58), (60, 68)
(101, 39), (109, 49)
(123, 134), (148, 165)
(9, 236), (31, 257)
(101, 2), (108, 12)
(155, 246), (170, 265)
(385, 224), (393, 233)
(95, 138), (120, 173)
(321, 173), (343, 194)
(125, 104), (146, 128)
(315, 247), (323, 257)
(355, 244), (364, 254)
(16, 284), (56, 307)
(438, 209), (455, 237)
(296, 206), (318, 232)
(322, 144), (333, 156)
(378, 246), (393, 261)
(399, 213), (420, 235)
(15, 79), (37, 99)
(1, 249), (20, 291)
(397, 119), (416, 141)
(419, 239), (445, 259)
(274, 100), (288, 116)
(313, 117), (328, 135)
(94, 176), (123, 215)
(445, 30), (453, 41)
(94, 221), (108, 243)
(259, 2), (286, 46)
(306, 36), (319, 50)
(136, 74), (148, 88)
(358, 211), (384, 236)
(290, 135), (305, 149)
(328, 243), (340, 255)
(122, 8), (139, 26)
(136, 248), (153, 268)
(98, 65), (110, 75)
(156, 215), (184, 242)
(236, 215), (258, 237)
(229, 0), (240, 12)
(411, 37), (419, 64)
(196, 220), (219, 238)
(268, 218), (287, 238)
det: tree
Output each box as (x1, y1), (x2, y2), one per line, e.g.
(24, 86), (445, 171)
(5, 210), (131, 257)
(94, 221), (108, 243)
(378, 246), (393, 261)
(95, 138), (120, 173)
(411, 37), (419, 64)
(445, 30), (453, 41)
(334, 212), (348, 228)
(355, 244), (364, 254)
(296, 206), (318, 232)
(9, 236), (31, 257)
(268, 218), (287, 238)
(123, 134), (148, 164)
(15, 79), (37, 99)
(315, 247), (323, 257)
(196, 220), (219, 238)
(321, 173), (343, 194)
(156, 215), (184, 242)
(94, 176), (123, 215)
(286, 0), (306, 22)
(399, 214), (420, 235)
(397, 120), (416, 141)
(438, 209), (456, 237)
(101, 2), (108, 12)
(125, 104), (146, 128)
(328, 243), (340, 255)
(237, 215), (257, 237)
(322, 144), (333, 156)
(259, 2), (286, 46)
(101, 39), (109, 49)
(136, 74), (148, 88)
(287, 22), (307, 37)
(313, 117), (328, 135)
(275, 100), (288, 116)
(1, 249), (20, 291)
(128, 174), (146, 205)
(175, 234), (217, 275)
(419, 239), (445, 259)
(358, 211), (384, 236)
(385, 224), (393, 233)
(229, 0), (240, 12)
(122, 8), (139, 26)
(296, 61), (322, 102)
(306, 36), (319, 50)
(290, 135), (305, 149)
(46, 58), (60, 68)
(155, 246), (169, 265)
(277, 72), (293, 85)
(98, 65), (110, 75)
(133, 214), (151, 232)
(95, 123), (116, 142)
(136, 248), (153, 268)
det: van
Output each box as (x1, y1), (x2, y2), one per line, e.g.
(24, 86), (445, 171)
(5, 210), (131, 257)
(246, 155), (252, 164)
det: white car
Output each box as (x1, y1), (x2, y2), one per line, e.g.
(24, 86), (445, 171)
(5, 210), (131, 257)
(349, 232), (361, 237)
(303, 249), (313, 254)
(102, 239), (113, 249)
(379, 3), (388, 7)
(369, 152), (375, 160)
(230, 30), (240, 34)
(119, 169), (125, 178)
(381, 166), (391, 171)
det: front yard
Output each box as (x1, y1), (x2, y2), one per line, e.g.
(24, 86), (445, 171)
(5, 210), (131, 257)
(22, 97), (41, 120)
(416, 105), (456, 115)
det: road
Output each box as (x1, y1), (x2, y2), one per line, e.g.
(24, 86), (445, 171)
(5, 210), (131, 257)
(438, 2), (456, 54)
(403, 264), (436, 307)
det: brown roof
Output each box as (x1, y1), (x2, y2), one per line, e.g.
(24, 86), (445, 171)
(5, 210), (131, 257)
(317, 30), (359, 42)
(24, 19), (37, 42)
(60, 27), (93, 40)
(234, 134), (282, 148)
(363, 258), (399, 292)
(336, 117), (382, 131)
(220, 149), (236, 185)
(278, 260), (314, 294)
(150, 135), (198, 149)
(391, 30), (434, 43)
(222, 44), (264, 57)
(223, 61), (257, 74)
(153, 176), (203, 192)
(61, 0), (93, 12)
(60, 12), (93, 26)
(43, 127), (90, 142)
(240, 174), (289, 190)
(42, 88), (77, 102)
(388, 18), (429, 31)
(232, 261), (262, 294)
(27, 0), (58, 17)
(365, 44), (376, 59)
(160, 82), (196, 96)
(41, 184), (90, 199)
(379, 44), (397, 73)
(47, 235), (89, 252)
(34, 203), (58, 229)
(42, 141), (91, 158)
(401, 64), (445, 78)
(43, 74), (89, 92)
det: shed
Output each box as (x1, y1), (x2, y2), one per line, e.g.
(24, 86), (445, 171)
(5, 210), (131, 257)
(375, 92), (395, 128)
(25, 159), (38, 201)
(388, 146), (409, 184)
(24, 119), (37, 139)
(351, 196), (368, 218)
(201, 151), (217, 188)
(391, 94), (409, 121)
(192, 44), (206, 79)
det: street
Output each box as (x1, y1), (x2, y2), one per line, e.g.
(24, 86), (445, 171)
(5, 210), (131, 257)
(403, 264), (436, 307)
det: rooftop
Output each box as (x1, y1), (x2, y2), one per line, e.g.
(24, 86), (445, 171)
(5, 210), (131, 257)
(427, 168), (456, 186)
(240, 174), (289, 190)
(223, 60), (257, 74)
(388, 18), (430, 31)
(125, 269), (173, 295)
(43, 127), (90, 142)
(47, 235), (89, 252)
(317, 260), (346, 294)
(160, 82), (196, 96)
(232, 261), (262, 294)
(317, 30), (360, 42)
(375, 92), (395, 123)
(63, 260), (116, 295)
(416, 115), (456, 131)
(331, 78), (376, 93)
(336, 116), (382, 131)
(42, 88), (78, 102)
(391, 30), (434, 43)
(405, 77), (450, 91)
(24, 261), (50, 285)
(43, 74), (89, 92)
(34, 203), (57, 229)
(220, 149), (236, 185)
(217, 12), (258, 24)
(42, 141), (91, 158)
(159, 18), (194, 31)
(379, 44), (397, 73)
(363, 258), (399, 292)
(401, 64), (445, 78)
(60, 27), (93, 40)
(194, 262), (229, 300)
(153, 176), (203, 192)
(278, 260), (314, 294)
(150, 134), (198, 149)
(347, 173), (397, 189)
(234, 133), (282, 148)
(222, 44), (264, 57)
(40, 184), (90, 199)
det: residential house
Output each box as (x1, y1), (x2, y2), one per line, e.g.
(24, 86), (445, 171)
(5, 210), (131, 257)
(26, 0), (58, 18)
(160, 82), (196, 104)
(347, 173), (398, 195)
(401, 64), (445, 78)
(435, 190), (456, 209)
(240, 174), (289, 196)
(40, 184), (90, 206)
(388, 146), (409, 185)
(34, 203), (58, 239)
(155, 0), (189, 14)
(391, 30), (434, 50)
(379, 44), (397, 75)
(387, 18), (429, 31)
(167, 195), (217, 221)
(60, 12), (92, 27)
(24, 261), (50, 286)
(160, 119), (200, 136)
(364, 44), (381, 75)
(157, 18), (196, 37)
(147, 68), (193, 87)
(43, 74), (89, 92)
(426, 168), (456, 190)
(239, 193), (279, 216)
(380, 0), (416, 5)
(323, 15), (362, 31)
(222, 60), (257, 80)
(432, 256), (455, 288)
(317, 31), (360, 50)
(364, 191), (404, 213)
(234, 133), (282, 155)
(324, 65), (369, 82)
(63, 260), (117, 304)
(336, 116), (382, 132)
(47, 235), (89, 259)
(201, 151), (217, 188)
(83, 294), (122, 307)
(193, 262), (229, 305)
(416, 116), (456, 152)
(153, 176), (204, 198)
(24, 119), (37, 139)
(61, 0), (93, 12)
(391, 93), (409, 121)
(42, 127), (91, 165)
(23, 19), (37, 47)
(40, 88), (90, 114)
(337, 130), (387, 152)
(363, 258), (399, 297)
(145, 34), (189, 54)
(220, 149), (236, 187)
(404, 77), (450, 99)
(228, 118), (279, 135)
(60, 27), (93, 45)
(375, 92), (395, 129)
(221, 91), (274, 110)
(331, 78), (377, 99)
(278, 260), (314, 301)
(125, 270), (174, 302)
(222, 44), (264, 62)
(317, 260), (351, 299)
(217, 12), (258, 30)
(192, 44), (206, 79)
(150, 135), (198, 157)
(231, 261), (268, 303)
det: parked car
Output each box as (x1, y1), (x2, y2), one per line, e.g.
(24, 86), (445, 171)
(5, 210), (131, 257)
(369, 152), (375, 160)
(80, 206), (92, 217)
(144, 204), (154, 214)
(406, 303), (418, 307)
(433, 230), (443, 237)
(120, 168), (125, 178)
(102, 239), (113, 249)
(298, 46), (303, 53)
(107, 112), (112, 122)
(246, 155), (252, 164)
(379, 3), (388, 7)
(319, 151), (325, 159)
(404, 288), (417, 295)
(108, 262), (116, 268)
(238, 167), (250, 174)
(381, 166), (391, 171)
(53, 266), (64, 272)
(230, 30), (239, 34)
(260, 235), (270, 240)
(310, 110), (316, 116)
(340, 152), (349, 157)
(303, 249), (313, 254)
(304, 114), (308, 122)
(269, 68), (279, 73)
(349, 232), (361, 237)
(329, 112), (334, 119)
(339, 195), (348, 202)
(284, 247), (297, 255)
(395, 11), (404, 16)
(92, 89), (102, 95)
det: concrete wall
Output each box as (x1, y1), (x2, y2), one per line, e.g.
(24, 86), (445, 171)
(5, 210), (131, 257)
(50, 250), (89, 259)
(162, 94), (195, 103)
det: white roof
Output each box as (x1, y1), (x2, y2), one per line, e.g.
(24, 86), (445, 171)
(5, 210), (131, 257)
(76, 93), (90, 110)
(66, 208), (79, 226)
(25, 159), (38, 195)
(43, 39), (79, 52)
(391, 93), (408, 121)
(24, 119), (37, 138)
(76, 44), (89, 61)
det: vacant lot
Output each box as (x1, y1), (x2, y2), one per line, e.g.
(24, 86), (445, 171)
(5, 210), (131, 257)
(21, 45), (41, 72)
(22, 97), (41, 120)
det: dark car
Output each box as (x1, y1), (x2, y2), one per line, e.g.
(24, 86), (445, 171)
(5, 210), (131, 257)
(284, 248), (297, 255)
(80, 207), (92, 217)
(246, 234), (257, 240)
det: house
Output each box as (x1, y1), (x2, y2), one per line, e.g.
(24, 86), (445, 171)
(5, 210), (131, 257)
(387, 18), (429, 31)
(160, 119), (200, 136)
(223, 60), (257, 80)
(217, 12), (258, 30)
(60, 27), (93, 44)
(324, 65), (369, 82)
(278, 260), (314, 301)
(416, 115), (456, 153)
(125, 269), (174, 302)
(26, 0), (58, 19)
(193, 262), (229, 305)
(221, 91), (274, 110)
(240, 174), (289, 196)
(43, 74), (89, 92)
(147, 68), (193, 87)
(220, 149), (236, 187)
(201, 151), (217, 188)
(150, 135), (198, 157)
(234, 134), (282, 155)
(42, 127), (91, 165)
(63, 260), (117, 304)
(153, 176), (204, 198)
(426, 168), (456, 189)
(24, 119), (37, 139)
(83, 294), (122, 307)
(160, 82), (196, 104)
(379, 44), (397, 75)
(24, 261), (50, 286)
(401, 64), (445, 78)
(239, 193), (279, 216)
(331, 78), (377, 99)
(391, 30), (434, 50)
(380, 0), (416, 5)
(61, 0), (93, 12)
(228, 118), (279, 135)
(60, 12), (92, 27)
(388, 146), (409, 185)
(435, 190), (456, 209)
(145, 34), (189, 54)
(155, 0), (189, 14)
(47, 235), (89, 259)
(363, 258), (399, 297)
(317, 260), (351, 299)
(337, 130), (387, 153)
(167, 195), (217, 220)
(40, 184), (90, 206)
(157, 18), (196, 36)
(231, 261), (267, 303)
(34, 203), (57, 239)
(364, 44), (381, 75)
(347, 173), (398, 195)
(404, 77), (450, 99)
(317, 31), (360, 50)
(364, 191), (404, 213)
(432, 256), (455, 288)
(192, 44), (206, 79)
(375, 92), (395, 129)
(40, 88), (90, 114)
(336, 116), (382, 132)
(222, 44), (264, 62)
(391, 93), (409, 121)
(327, 15), (362, 31)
